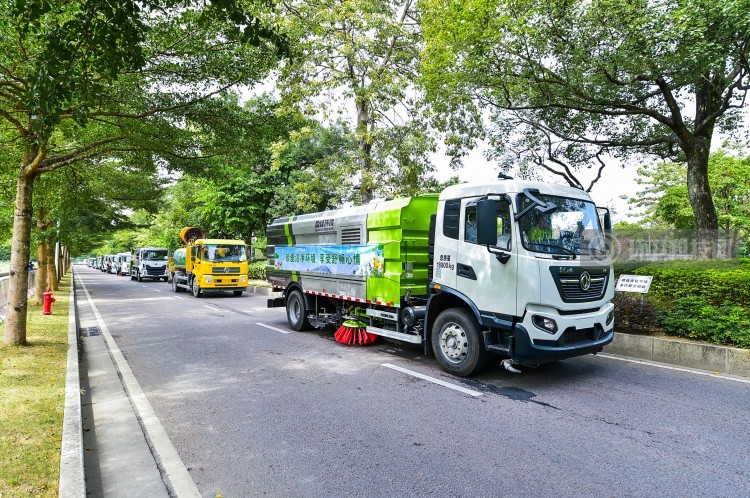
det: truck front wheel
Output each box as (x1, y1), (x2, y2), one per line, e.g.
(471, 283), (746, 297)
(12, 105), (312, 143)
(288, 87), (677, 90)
(191, 278), (202, 298)
(286, 290), (310, 331)
(432, 308), (488, 377)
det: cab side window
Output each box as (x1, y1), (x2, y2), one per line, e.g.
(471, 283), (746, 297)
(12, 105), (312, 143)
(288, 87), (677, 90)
(464, 200), (512, 250)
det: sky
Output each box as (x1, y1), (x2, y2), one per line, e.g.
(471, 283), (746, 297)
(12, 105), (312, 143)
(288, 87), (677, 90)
(432, 145), (641, 223)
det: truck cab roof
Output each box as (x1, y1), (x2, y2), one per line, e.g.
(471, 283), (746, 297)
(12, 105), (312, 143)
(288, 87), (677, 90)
(440, 180), (593, 202)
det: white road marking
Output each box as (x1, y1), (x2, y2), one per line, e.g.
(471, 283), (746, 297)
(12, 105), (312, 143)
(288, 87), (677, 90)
(381, 363), (483, 397)
(599, 354), (750, 385)
(203, 305), (219, 311)
(153, 289), (162, 293)
(78, 278), (200, 497)
(255, 322), (291, 334)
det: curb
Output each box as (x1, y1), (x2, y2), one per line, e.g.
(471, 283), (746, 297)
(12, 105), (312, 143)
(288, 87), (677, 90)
(604, 332), (750, 378)
(248, 286), (281, 297)
(59, 270), (85, 497)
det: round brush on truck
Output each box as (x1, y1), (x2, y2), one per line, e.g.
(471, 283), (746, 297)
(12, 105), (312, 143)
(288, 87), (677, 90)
(171, 227), (249, 297)
(267, 176), (615, 377)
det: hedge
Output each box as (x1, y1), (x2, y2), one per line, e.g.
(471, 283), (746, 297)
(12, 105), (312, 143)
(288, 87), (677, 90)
(615, 259), (750, 348)
(248, 260), (266, 280)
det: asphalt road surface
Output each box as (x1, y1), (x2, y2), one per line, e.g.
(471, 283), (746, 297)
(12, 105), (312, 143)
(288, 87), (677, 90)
(75, 266), (750, 497)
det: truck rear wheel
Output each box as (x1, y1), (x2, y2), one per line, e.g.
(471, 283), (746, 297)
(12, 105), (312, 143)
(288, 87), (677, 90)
(191, 278), (202, 298)
(432, 308), (488, 377)
(286, 289), (310, 331)
(172, 276), (180, 293)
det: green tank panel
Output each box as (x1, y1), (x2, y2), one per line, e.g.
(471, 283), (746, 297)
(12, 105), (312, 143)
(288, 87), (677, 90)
(173, 247), (187, 269)
(365, 195), (439, 305)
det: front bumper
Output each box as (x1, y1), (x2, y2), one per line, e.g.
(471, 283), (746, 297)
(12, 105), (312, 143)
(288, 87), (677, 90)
(510, 324), (614, 365)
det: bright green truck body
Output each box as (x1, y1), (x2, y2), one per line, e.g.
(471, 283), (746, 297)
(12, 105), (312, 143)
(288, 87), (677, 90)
(266, 195), (438, 307)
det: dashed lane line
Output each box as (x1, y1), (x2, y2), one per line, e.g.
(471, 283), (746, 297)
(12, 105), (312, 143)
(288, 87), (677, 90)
(255, 322), (292, 334)
(381, 363), (483, 397)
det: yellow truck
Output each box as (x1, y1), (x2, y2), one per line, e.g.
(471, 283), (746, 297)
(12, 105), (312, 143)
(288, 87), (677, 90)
(171, 227), (249, 297)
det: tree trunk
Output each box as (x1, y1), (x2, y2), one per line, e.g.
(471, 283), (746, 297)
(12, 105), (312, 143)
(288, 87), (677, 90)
(4, 168), (36, 346)
(35, 240), (48, 305)
(355, 97), (374, 204)
(685, 141), (718, 259)
(47, 240), (58, 291)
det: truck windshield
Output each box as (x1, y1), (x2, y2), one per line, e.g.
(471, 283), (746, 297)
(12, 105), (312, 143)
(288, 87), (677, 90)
(518, 194), (603, 256)
(144, 250), (168, 260)
(202, 244), (246, 262)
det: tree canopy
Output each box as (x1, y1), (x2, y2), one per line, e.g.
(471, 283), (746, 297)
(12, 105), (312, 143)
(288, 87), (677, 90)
(421, 0), (750, 231)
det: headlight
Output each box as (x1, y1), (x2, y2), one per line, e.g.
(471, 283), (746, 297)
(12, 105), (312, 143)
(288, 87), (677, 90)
(606, 309), (614, 326)
(205, 276), (213, 283)
(532, 315), (558, 334)
(240, 276), (247, 282)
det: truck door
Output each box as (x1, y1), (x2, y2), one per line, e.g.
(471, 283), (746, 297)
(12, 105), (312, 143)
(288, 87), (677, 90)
(456, 198), (517, 318)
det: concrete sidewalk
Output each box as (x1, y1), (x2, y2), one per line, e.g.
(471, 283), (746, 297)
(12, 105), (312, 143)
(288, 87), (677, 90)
(76, 275), (171, 497)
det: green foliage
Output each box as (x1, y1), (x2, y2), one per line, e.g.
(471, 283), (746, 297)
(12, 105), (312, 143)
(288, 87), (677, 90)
(421, 0), (750, 226)
(275, 0), (438, 201)
(656, 297), (750, 348)
(247, 259), (266, 280)
(631, 260), (750, 308)
(614, 259), (750, 348)
(631, 150), (750, 234)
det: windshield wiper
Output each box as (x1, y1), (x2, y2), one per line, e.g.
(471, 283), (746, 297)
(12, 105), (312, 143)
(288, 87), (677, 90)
(514, 189), (558, 221)
(529, 242), (577, 259)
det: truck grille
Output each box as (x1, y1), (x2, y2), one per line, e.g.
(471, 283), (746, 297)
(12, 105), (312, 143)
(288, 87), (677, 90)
(549, 266), (609, 303)
(145, 265), (166, 275)
(558, 275), (607, 300)
(213, 267), (241, 274)
(562, 327), (594, 344)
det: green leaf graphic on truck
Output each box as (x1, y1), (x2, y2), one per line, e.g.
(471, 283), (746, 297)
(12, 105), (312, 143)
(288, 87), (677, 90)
(274, 244), (385, 277)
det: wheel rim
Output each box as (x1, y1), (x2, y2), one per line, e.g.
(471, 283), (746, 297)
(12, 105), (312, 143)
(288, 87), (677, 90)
(289, 296), (301, 324)
(439, 323), (468, 364)
(192, 280), (199, 295)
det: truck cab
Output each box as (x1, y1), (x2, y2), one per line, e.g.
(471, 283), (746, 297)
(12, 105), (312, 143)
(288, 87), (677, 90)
(131, 247), (169, 282)
(171, 234), (249, 297)
(428, 180), (614, 374)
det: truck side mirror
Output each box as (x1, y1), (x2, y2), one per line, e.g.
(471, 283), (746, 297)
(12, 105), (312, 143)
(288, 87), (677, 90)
(603, 212), (612, 231)
(476, 199), (497, 246)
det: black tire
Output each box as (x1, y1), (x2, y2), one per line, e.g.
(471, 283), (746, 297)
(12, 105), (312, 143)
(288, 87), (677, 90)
(137, 271), (142, 282)
(172, 276), (180, 293)
(286, 289), (310, 331)
(233, 290), (243, 296)
(191, 277), (202, 298)
(431, 308), (488, 377)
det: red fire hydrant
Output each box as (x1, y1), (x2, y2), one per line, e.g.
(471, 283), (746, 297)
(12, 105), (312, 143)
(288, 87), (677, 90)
(43, 290), (55, 315)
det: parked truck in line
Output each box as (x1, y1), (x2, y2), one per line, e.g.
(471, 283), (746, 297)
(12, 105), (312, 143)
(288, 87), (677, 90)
(171, 227), (249, 297)
(114, 252), (131, 276)
(266, 178), (615, 376)
(131, 247), (169, 282)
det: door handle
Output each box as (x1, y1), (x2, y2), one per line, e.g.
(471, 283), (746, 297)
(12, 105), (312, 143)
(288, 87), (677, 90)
(457, 263), (477, 280)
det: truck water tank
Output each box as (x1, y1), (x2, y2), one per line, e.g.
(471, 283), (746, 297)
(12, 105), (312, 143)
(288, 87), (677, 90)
(173, 248), (187, 269)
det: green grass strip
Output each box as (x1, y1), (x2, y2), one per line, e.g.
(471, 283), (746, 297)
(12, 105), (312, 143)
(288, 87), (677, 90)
(0, 274), (71, 497)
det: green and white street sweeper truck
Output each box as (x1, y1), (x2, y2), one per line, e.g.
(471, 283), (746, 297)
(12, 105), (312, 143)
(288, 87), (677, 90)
(266, 178), (615, 376)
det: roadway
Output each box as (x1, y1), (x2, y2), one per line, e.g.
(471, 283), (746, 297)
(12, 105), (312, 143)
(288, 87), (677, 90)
(74, 265), (750, 497)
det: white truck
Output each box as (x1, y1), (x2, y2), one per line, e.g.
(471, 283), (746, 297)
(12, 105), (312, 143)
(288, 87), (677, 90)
(114, 252), (131, 276)
(267, 178), (615, 376)
(130, 247), (170, 282)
